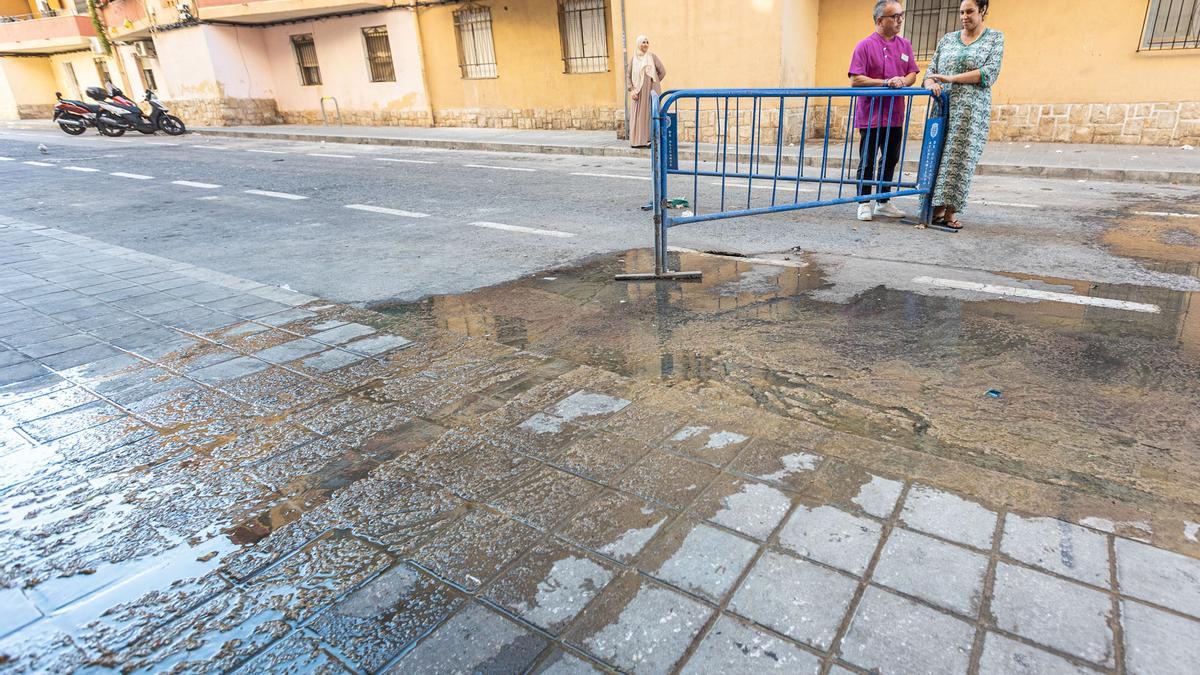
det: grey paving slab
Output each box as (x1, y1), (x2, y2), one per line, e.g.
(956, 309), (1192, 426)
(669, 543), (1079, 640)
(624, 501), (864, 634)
(309, 323), (378, 345)
(688, 475), (792, 541)
(4, 324), (78, 347)
(253, 338), (328, 364)
(839, 586), (975, 675)
(484, 541), (615, 634)
(300, 349), (365, 372)
(1002, 514), (1111, 588)
(557, 490), (671, 564)
(229, 300), (293, 319)
(0, 361), (51, 386)
(254, 308), (317, 327)
(188, 356), (271, 384)
(1122, 599), (1200, 675)
(572, 577), (712, 674)
(343, 334), (413, 356)
(38, 343), (123, 370)
(899, 484), (998, 550)
(390, 603), (547, 674)
(644, 521), (759, 602)
(850, 474), (905, 518)
(532, 650), (603, 674)
(873, 527), (990, 616)
(778, 505), (883, 576)
(991, 562), (1115, 667)
(0, 350), (28, 369)
(1115, 538), (1200, 618)
(729, 550), (857, 650)
(682, 614), (822, 674)
(978, 632), (1100, 675)
(0, 587), (42, 638)
(19, 334), (98, 359)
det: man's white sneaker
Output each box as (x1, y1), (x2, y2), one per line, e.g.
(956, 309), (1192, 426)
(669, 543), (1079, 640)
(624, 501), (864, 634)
(874, 201), (906, 218)
(857, 203), (874, 221)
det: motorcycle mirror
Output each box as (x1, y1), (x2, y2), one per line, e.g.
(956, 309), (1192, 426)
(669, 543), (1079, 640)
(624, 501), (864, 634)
(55, 91), (62, 100)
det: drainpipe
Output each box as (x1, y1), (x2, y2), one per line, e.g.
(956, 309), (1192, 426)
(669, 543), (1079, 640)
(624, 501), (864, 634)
(619, 0), (628, 139)
(410, 0), (437, 127)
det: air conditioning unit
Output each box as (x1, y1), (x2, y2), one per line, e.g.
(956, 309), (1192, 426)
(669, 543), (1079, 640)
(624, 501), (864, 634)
(133, 41), (157, 59)
(89, 37), (105, 54)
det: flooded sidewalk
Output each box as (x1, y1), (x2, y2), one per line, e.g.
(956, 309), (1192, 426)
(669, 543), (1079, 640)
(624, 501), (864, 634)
(2, 216), (1199, 673)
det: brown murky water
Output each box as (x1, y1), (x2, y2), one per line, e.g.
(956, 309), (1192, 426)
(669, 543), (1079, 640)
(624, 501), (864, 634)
(377, 246), (1200, 548)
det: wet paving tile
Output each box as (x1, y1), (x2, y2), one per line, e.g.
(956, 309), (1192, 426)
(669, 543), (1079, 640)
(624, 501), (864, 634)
(126, 534), (391, 672)
(0, 362), (53, 388)
(237, 630), (354, 674)
(664, 424), (754, 466)
(356, 418), (448, 464)
(530, 649), (605, 673)
(1115, 537), (1200, 618)
(0, 624), (88, 674)
(298, 348), (366, 374)
(551, 430), (652, 482)
(409, 437), (540, 503)
(387, 602), (548, 674)
(978, 632), (1101, 675)
(308, 322), (377, 345)
(778, 504), (884, 576)
(0, 385), (97, 425)
(484, 540), (616, 635)
(567, 573), (712, 674)
(252, 337), (328, 365)
(45, 415), (155, 462)
(0, 586), (41, 637)
(310, 563), (463, 672)
(687, 473), (793, 541)
(319, 473), (464, 553)
(1002, 514), (1111, 588)
(839, 586), (975, 674)
(491, 465), (603, 531)
(729, 550), (857, 650)
(682, 614), (822, 674)
(899, 484), (999, 551)
(729, 440), (825, 490)
(1121, 599), (1200, 675)
(639, 519), (760, 602)
(292, 393), (401, 436)
(216, 367), (338, 414)
(557, 490), (672, 564)
(189, 355), (271, 385)
(18, 400), (123, 442)
(410, 507), (541, 591)
(617, 449), (719, 510)
(343, 334), (413, 357)
(990, 562), (1115, 667)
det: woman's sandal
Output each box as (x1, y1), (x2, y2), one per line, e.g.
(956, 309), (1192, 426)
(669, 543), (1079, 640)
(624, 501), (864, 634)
(928, 216), (963, 232)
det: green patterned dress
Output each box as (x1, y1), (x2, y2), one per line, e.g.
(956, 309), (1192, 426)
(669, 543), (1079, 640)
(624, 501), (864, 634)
(927, 28), (1005, 212)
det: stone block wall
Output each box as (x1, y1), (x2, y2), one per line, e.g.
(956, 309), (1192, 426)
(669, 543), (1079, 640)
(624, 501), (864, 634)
(167, 98), (283, 127)
(279, 108), (433, 127)
(991, 102), (1200, 146)
(16, 103), (54, 119)
(433, 107), (622, 131)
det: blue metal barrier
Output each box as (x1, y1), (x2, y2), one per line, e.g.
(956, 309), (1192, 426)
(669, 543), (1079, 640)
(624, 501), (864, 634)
(617, 87), (949, 281)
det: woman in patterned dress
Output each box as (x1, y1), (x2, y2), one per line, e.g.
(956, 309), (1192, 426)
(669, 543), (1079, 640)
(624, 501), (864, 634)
(923, 0), (1004, 229)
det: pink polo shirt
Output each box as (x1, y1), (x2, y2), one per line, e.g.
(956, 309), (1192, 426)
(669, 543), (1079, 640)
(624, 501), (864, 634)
(848, 32), (920, 129)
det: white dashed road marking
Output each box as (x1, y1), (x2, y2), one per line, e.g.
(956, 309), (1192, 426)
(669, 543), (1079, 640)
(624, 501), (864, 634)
(63, 166), (99, 172)
(912, 276), (1160, 314)
(470, 221), (575, 238)
(172, 180), (221, 189)
(23, 161), (53, 167)
(308, 153), (354, 158)
(244, 189), (307, 200)
(344, 204), (430, 218)
(1134, 211), (1200, 219)
(572, 172), (651, 181)
(246, 149), (288, 154)
(374, 157), (437, 164)
(0, 156), (13, 161)
(464, 164), (537, 172)
(192, 145), (229, 150)
(111, 172), (153, 180)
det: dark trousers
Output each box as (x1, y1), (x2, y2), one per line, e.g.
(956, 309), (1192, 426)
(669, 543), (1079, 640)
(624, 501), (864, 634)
(857, 126), (904, 202)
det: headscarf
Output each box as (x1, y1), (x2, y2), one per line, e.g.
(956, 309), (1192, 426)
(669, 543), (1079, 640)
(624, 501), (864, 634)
(630, 35), (658, 92)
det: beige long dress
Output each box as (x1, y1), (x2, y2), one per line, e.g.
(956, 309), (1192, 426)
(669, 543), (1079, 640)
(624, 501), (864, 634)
(626, 53), (666, 147)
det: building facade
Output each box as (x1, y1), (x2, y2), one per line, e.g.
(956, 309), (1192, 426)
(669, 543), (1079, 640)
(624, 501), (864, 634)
(1, 0), (1197, 145)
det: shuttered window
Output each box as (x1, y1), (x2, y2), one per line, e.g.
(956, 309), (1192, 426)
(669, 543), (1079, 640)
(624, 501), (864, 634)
(904, 0), (960, 60)
(291, 34), (322, 86)
(362, 26), (396, 82)
(1142, 0), (1200, 50)
(559, 0), (609, 73)
(454, 7), (498, 79)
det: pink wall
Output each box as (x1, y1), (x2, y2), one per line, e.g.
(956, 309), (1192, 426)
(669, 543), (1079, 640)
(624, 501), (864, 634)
(0, 14), (93, 45)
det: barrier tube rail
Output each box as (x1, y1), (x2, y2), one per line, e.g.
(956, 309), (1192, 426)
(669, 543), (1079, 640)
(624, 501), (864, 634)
(616, 87), (950, 281)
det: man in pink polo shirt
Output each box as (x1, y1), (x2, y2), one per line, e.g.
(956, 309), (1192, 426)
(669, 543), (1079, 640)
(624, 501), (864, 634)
(849, 0), (920, 222)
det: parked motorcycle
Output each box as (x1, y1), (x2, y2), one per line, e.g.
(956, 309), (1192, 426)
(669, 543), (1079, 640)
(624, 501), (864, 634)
(90, 87), (186, 137)
(52, 91), (99, 135)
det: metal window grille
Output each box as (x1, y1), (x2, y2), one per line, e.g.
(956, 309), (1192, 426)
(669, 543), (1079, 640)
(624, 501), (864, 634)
(1141, 0), (1200, 50)
(904, 0), (960, 60)
(454, 6), (498, 79)
(142, 68), (157, 91)
(362, 26), (396, 82)
(291, 34), (322, 86)
(559, 0), (609, 74)
(94, 58), (112, 87)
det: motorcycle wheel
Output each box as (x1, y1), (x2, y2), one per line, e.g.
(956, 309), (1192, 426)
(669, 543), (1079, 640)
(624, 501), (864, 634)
(97, 118), (126, 137)
(158, 115), (186, 136)
(58, 122), (87, 136)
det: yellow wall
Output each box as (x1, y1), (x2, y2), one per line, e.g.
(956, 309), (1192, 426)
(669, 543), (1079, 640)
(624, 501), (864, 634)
(418, 0), (615, 112)
(0, 0), (32, 15)
(816, 0), (1200, 104)
(0, 56), (56, 117)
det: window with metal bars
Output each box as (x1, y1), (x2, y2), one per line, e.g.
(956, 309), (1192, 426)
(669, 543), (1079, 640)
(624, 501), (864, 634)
(454, 6), (498, 79)
(94, 58), (112, 88)
(291, 34), (322, 86)
(362, 26), (396, 82)
(558, 0), (609, 74)
(1141, 0), (1200, 50)
(903, 0), (960, 60)
(142, 68), (157, 92)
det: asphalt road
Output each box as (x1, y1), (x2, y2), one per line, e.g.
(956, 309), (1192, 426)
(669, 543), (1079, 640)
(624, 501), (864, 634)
(1, 126), (1198, 305)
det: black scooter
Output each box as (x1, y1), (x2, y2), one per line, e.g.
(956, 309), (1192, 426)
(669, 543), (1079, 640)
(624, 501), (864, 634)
(92, 87), (186, 137)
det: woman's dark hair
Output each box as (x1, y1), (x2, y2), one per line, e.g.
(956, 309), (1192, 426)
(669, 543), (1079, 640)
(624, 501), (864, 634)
(966, 0), (989, 14)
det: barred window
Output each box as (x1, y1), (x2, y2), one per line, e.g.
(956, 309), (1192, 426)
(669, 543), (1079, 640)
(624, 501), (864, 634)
(1141, 0), (1200, 50)
(93, 58), (112, 88)
(454, 6), (498, 79)
(362, 26), (396, 82)
(142, 68), (157, 92)
(291, 34), (322, 86)
(559, 0), (609, 74)
(904, 0), (960, 60)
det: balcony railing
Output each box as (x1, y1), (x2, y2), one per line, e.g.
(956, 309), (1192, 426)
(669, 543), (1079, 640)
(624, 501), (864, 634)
(0, 14), (96, 52)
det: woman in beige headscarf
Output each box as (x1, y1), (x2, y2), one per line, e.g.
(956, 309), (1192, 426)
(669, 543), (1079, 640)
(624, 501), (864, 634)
(626, 35), (666, 148)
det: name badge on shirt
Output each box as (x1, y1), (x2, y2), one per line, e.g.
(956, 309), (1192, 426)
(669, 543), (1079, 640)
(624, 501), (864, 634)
(901, 53), (910, 63)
